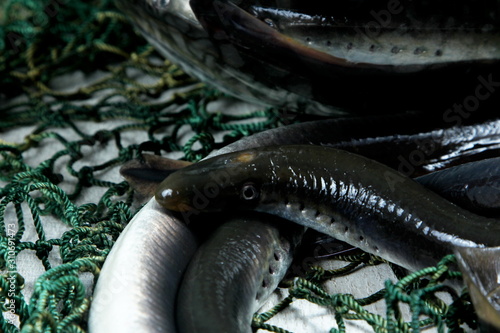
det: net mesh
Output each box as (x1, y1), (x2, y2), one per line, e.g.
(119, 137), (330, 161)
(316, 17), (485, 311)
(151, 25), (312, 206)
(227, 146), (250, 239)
(0, 0), (479, 332)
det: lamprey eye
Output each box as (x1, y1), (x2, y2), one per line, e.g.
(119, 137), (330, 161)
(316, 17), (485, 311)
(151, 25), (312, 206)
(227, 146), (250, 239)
(241, 183), (259, 201)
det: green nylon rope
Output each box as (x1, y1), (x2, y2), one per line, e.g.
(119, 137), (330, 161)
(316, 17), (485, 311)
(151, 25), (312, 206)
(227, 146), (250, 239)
(253, 255), (476, 333)
(1, 0), (480, 332)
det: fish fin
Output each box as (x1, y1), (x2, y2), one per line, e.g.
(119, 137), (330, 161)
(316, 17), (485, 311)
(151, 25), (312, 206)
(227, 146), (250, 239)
(455, 246), (500, 332)
(120, 154), (192, 197)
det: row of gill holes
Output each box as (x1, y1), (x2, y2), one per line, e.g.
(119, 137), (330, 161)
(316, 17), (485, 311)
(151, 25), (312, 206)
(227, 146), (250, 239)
(256, 196), (385, 298)
(303, 37), (444, 56)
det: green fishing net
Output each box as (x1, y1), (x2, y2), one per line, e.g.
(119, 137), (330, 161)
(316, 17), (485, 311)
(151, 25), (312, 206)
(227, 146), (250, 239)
(0, 0), (479, 332)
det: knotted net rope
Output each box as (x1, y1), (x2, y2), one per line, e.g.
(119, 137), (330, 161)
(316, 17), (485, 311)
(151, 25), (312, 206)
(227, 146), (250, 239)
(0, 0), (479, 332)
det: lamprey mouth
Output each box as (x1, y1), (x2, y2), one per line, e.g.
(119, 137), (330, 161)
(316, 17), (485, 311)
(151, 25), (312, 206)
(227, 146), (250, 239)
(155, 187), (194, 212)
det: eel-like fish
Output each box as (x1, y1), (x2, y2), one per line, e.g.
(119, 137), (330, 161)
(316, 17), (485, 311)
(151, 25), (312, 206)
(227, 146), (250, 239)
(120, 152), (500, 333)
(133, 153), (500, 218)
(89, 178), (299, 333)
(118, 150), (500, 331)
(177, 213), (303, 333)
(208, 116), (500, 177)
(88, 199), (198, 333)
(155, 145), (500, 272)
(90, 115), (500, 332)
(189, 0), (500, 112)
(113, 0), (334, 114)
(90, 153), (304, 333)
(116, 0), (500, 114)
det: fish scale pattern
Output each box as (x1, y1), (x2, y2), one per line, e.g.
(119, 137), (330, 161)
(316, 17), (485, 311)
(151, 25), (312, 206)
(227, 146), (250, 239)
(0, 0), (479, 332)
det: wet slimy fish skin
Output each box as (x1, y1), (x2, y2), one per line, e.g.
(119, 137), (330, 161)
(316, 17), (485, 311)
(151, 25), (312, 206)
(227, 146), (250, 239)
(189, 0), (500, 112)
(177, 213), (304, 333)
(209, 116), (500, 177)
(88, 199), (197, 333)
(117, 0), (500, 114)
(114, 149), (500, 332)
(94, 112), (500, 332)
(416, 157), (500, 218)
(156, 145), (500, 272)
(114, 0), (333, 114)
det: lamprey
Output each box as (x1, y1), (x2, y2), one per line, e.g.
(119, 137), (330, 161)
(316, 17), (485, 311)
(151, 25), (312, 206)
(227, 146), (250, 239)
(117, 0), (500, 113)
(177, 214), (304, 333)
(190, 0), (500, 112)
(208, 116), (500, 177)
(156, 145), (500, 272)
(94, 115), (500, 332)
(88, 200), (197, 333)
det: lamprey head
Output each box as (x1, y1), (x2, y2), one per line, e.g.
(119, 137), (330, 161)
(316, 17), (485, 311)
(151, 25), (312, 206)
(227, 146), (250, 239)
(155, 150), (265, 212)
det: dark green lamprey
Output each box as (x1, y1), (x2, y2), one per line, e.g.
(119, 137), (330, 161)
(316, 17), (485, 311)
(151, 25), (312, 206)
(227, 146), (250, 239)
(156, 145), (500, 272)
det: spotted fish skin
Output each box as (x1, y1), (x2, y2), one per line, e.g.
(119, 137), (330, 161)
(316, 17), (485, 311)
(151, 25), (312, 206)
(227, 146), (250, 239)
(119, 0), (500, 113)
(177, 214), (304, 333)
(249, 1), (500, 67)
(189, 0), (500, 112)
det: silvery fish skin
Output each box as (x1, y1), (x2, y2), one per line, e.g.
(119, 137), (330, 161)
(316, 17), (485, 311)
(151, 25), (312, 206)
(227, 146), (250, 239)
(189, 0), (500, 112)
(112, 113), (500, 331)
(88, 199), (197, 333)
(88, 180), (302, 333)
(105, 157), (305, 333)
(247, 1), (500, 67)
(93, 151), (304, 333)
(89, 119), (334, 333)
(117, 0), (500, 113)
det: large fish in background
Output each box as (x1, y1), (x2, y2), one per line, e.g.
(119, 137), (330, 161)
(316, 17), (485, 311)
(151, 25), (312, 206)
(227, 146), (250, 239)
(116, 0), (500, 114)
